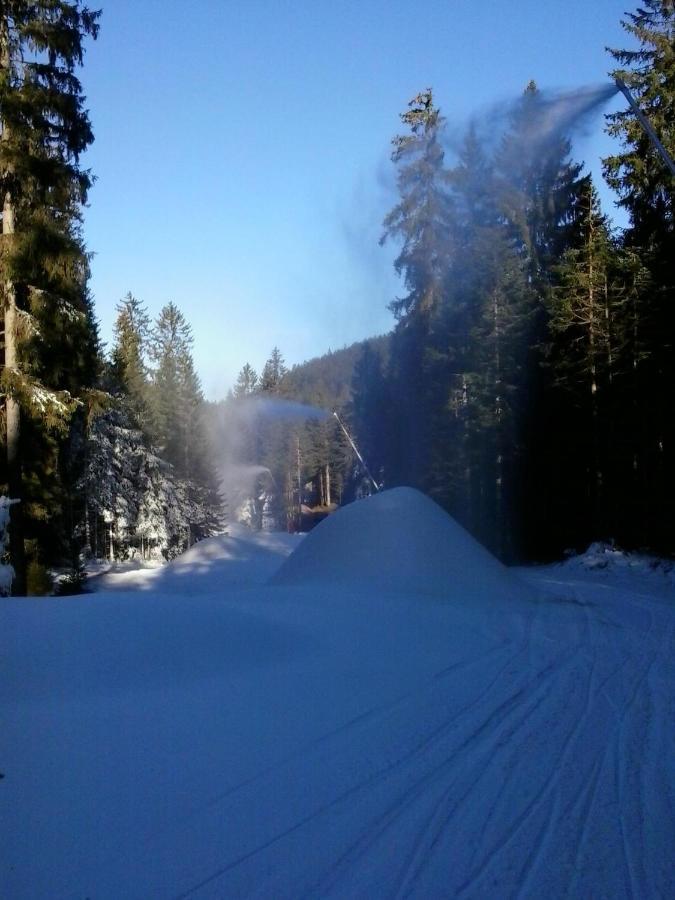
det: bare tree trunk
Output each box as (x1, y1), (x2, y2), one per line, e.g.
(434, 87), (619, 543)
(493, 289), (504, 559)
(587, 213), (603, 535)
(1, 20), (26, 594)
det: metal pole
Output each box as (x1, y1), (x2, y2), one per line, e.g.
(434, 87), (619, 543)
(615, 78), (675, 179)
(332, 410), (381, 493)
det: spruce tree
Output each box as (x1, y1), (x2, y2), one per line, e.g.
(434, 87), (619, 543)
(150, 302), (190, 470)
(604, 1), (675, 255)
(1, 2), (100, 592)
(544, 179), (620, 540)
(111, 293), (152, 425)
(233, 362), (258, 398)
(381, 89), (452, 487)
(150, 302), (222, 534)
(603, 0), (675, 551)
(425, 127), (501, 537)
(260, 346), (287, 394)
(493, 81), (586, 558)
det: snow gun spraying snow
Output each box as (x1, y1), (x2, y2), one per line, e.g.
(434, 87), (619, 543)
(614, 78), (675, 179)
(332, 410), (381, 493)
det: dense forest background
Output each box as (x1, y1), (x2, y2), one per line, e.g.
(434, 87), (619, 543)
(211, 1), (675, 562)
(1, 1), (673, 594)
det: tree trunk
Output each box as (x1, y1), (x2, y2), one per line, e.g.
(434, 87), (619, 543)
(1, 20), (26, 594)
(493, 289), (504, 559)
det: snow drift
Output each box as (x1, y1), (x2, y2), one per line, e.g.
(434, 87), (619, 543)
(94, 524), (302, 592)
(272, 486), (533, 604)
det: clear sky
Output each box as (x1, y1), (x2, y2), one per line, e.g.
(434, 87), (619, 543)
(80, 0), (633, 400)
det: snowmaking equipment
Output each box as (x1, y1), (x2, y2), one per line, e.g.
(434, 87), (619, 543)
(614, 77), (675, 179)
(332, 410), (381, 494)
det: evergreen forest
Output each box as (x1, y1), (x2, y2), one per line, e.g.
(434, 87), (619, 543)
(1, 1), (674, 595)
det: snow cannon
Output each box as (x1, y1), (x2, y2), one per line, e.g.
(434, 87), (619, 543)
(332, 410), (381, 493)
(615, 78), (675, 179)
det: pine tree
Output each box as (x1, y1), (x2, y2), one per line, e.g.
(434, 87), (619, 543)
(496, 81), (586, 283)
(381, 89), (451, 320)
(603, 0), (675, 551)
(233, 362), (258, 398)
(424, 127), (500, 535)
(150, 302), (222, 534)
(491, 81), (587, 558)
(111, 293), (152, 425)
(604, 1), (675, 254)
(1, 2), (100, 592)
(545, 179), (622, 539)
(260, 347), (287, 394)
(381, 89), (452, 487)
(150, 302), (191, 470)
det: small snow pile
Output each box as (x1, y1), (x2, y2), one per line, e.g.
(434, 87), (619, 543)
(161, 524), (303, 587)
(272, 486), (533, 603)
(93, 523), (303, 592)
(561, 540), (675, 586)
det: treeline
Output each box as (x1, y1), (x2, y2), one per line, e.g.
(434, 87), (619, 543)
(85, 294), (222, 563)
(0, 4), (221, 593)
(349, 1), (674, 561)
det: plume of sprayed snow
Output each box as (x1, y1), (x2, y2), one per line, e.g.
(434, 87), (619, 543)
(208, 396), (330, 526)
(451, 82), (619, 163)
(524, 83), (618, 144)
(238, 396), (330, 423)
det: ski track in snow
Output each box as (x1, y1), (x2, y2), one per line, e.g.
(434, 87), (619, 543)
(172, 593), (672, 900)
(2, 493), (674, 899)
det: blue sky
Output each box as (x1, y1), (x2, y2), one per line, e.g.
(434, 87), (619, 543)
(81, 0), (633, 399)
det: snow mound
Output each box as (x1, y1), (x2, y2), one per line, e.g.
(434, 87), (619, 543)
(564, 541), (675, 576)
(93, 525), (303, 593)
(272, 486), (533, 603)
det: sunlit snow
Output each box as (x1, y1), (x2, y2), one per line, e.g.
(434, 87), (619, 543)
(2, 488), (673, 898)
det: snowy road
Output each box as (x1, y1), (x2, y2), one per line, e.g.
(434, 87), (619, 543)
(2, 493), (674, 898)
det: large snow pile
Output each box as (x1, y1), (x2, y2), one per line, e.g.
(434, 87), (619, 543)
(273, 486), (533, 605)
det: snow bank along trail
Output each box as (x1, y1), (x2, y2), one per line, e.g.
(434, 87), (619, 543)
(2, 489), (674, 898)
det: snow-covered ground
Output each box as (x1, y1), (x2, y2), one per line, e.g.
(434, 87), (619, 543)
(2, 488), (674, 898)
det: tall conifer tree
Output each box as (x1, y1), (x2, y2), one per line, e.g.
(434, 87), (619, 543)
(1, 1), (99, 592)
(381, 89), (451, 487)
(603, 0), (675, 550)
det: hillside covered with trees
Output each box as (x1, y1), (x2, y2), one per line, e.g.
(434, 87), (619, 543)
(345, 2), (675, 561)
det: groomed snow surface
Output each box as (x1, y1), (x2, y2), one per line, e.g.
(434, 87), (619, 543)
(2, 487), (674, 898)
